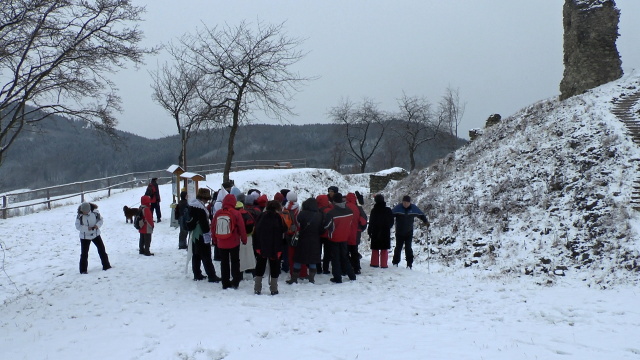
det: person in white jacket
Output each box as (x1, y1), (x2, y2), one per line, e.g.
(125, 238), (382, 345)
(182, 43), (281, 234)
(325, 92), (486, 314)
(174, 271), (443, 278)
(75, 202), (111, 274)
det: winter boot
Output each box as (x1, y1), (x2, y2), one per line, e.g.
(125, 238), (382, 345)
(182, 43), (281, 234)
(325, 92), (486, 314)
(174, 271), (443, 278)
(269, 277), (279, 295)
(286, 270), (300, 285)
(143, 238), (154, 256)
(254, 276), (263, 295)
(308, 269), (317, 284)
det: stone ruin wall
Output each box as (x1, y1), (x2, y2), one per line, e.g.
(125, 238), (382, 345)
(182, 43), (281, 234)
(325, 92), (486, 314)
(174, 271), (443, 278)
(560, 0), (622, 100)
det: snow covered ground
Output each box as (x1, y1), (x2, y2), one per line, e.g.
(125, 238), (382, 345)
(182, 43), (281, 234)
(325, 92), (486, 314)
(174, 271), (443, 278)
(1, 168), (639, 359)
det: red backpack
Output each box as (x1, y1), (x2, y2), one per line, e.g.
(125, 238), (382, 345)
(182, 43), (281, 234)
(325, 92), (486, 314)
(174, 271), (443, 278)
(214, 208), (236, 240)
(238, 208), (256, 235)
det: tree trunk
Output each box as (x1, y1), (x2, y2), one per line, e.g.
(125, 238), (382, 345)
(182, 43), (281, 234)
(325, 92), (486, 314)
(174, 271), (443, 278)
(409, 149), (416, 171)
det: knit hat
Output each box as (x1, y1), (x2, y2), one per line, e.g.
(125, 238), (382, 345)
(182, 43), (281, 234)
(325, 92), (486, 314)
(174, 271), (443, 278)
(333, 192), (343, 204)
(80, 202), (91, 214)
(286, 191), (297, 203)
(236, 193), (246, 204)
(245, 192), (258, 205)
(328, 186), (338, 193)
(235, 201), (244, 209)
(221, 181), (233, 190)
(402, 195), (411, 202)
(274, 192), (285, 203)
(374, 194), (385, 204)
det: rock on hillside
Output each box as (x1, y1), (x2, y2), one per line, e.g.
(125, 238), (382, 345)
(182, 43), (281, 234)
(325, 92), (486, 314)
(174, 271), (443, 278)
(387, 72), (640, 287)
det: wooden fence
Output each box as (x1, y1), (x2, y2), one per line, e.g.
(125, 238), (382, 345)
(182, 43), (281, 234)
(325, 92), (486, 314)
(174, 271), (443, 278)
(0, 158), (306, 219)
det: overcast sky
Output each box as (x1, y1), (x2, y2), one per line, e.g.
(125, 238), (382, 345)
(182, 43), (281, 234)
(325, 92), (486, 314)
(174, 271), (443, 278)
(113, 0), (640, 140)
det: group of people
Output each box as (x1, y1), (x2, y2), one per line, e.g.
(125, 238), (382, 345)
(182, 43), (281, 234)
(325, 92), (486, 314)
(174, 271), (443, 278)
(74, 178), (431, 296)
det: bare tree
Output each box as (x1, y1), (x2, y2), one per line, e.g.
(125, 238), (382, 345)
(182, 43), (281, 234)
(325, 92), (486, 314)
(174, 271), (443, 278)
(150, 41), (208, 170)
(0, 0), (155, 166)
(392, 93), (443, 171)
(329, 98), (387, 173)
(176, 21), (311, 183)
(439, 87), (466, 151)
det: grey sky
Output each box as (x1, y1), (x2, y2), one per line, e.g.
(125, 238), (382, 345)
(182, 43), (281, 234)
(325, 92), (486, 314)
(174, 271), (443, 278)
(113, 0), (640, 140)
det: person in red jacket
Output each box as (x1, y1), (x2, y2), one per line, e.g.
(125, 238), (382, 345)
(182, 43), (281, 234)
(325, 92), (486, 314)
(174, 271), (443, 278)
(345, 192), (365, 275)
(212, 193), (247, 289)
(316, 194), (333, 274)
(144, 177), (161, 222)
(323, 193), (356, 283)
(138, 195), (155, 256)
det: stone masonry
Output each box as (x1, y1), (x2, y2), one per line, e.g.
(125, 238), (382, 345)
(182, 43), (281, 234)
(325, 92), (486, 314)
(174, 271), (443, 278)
(560, 0), (622, 100)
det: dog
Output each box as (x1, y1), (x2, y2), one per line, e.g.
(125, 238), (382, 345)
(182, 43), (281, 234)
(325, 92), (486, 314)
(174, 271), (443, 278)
(123, 205), (138, 223)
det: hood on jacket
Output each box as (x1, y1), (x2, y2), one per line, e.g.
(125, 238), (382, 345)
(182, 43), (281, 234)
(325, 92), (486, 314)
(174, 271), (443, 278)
(316, 194), (330, 208)
(215, 188), (229, 203)
(222, 193), (237, 209)
(141, 195), (151, 206)
(257, 194), (268, 207)
(346, 193), (357, 204)
(302, 197), (319, 212)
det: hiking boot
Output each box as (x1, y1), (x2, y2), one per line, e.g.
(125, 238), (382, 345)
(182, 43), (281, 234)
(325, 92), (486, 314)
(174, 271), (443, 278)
(194, 275), (207, 281)
(308, 269), (317, 284)
(269, 278), (278, 295)
(102, 265), (112, 271)
(254, 276), (263, 295)
(330, 277), (342, 284)
(208, 275), (221, 283)
(286, 270), (300, 285)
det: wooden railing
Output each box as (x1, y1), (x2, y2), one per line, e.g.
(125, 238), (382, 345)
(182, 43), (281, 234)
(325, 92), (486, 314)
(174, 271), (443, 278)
(0, 158), (306, 219)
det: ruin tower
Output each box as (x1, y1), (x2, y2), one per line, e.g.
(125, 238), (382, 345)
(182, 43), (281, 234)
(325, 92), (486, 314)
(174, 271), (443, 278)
(560, 0), (622, 100)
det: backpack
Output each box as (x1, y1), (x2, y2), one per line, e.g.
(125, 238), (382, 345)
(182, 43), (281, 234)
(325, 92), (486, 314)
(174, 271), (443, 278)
(134, 206), (145, 230)
(281, 206), (298, 236)
(357, 205), (368, 232)
(214, 208), (236, 240)
(238, 208), (255, 235)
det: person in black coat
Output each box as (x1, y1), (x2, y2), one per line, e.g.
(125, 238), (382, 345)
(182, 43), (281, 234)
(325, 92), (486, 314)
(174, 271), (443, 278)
(176, 190), (189, 249)
(186, 188), (221, 282)
(253, 200), (286, 295)
(368, 194), (394, 268)
(287, 197), (324, 284)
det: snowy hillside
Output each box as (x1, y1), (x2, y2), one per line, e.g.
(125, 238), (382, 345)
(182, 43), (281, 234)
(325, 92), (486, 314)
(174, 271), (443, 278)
(386, 72), (640, 287)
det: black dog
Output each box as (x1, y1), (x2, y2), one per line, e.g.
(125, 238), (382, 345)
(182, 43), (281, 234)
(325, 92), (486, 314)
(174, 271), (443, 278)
(123, 205), (138, 223)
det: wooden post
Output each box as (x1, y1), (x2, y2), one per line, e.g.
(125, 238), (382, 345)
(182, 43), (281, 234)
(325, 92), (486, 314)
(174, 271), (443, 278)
(2, 195), (6, 219)
(107, 178), (111, 197)
(47, 189), (51, 210)
(81, 183), (84, 203)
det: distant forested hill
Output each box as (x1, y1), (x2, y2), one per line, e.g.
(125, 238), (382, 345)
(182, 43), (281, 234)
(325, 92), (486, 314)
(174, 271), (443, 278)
(0, 114), (465, 192)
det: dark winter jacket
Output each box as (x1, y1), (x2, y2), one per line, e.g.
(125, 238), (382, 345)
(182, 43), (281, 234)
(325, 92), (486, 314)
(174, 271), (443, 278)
(187, 198), (211, 236)
(294, 198), (324, 264)
(324, 202), (353, 243)
(176, 191), (189, 230)
(253, 206), (286, 259)
(368, 201), (394, 250)
(391, 203), (427, 236)
(145, 179), (160, 204)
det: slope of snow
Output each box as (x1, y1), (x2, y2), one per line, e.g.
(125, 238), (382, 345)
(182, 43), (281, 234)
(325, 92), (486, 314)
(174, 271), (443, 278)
(387, 72), (640, 286)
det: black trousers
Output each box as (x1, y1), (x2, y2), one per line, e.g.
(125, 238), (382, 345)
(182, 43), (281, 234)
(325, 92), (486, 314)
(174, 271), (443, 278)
(255, 256), (281, 279)
(330, 241), (355, 281)
(192, 238), (217, 278)
(150, 202), (161, 220)
(79, 236), (111, 273)
(392, 233), (414, 266)
(219, 246), (241, 287)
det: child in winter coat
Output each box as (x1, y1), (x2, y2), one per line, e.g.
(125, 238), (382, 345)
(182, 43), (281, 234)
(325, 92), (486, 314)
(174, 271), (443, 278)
(138, 195), (155, 256)
(75, 202), (111, 273)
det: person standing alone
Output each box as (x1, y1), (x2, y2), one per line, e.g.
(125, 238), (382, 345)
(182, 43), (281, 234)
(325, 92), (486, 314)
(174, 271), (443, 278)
(391, 195), (429, 269)
(75, 202), (111, 273)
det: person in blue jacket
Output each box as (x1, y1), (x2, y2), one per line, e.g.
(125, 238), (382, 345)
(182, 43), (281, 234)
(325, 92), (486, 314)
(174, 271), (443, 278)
(391, 195), (429, 269)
